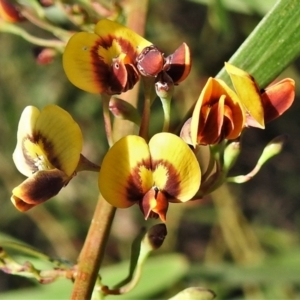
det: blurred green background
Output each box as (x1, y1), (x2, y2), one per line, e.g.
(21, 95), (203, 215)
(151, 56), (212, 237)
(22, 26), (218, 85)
(0, 0), (300, 299)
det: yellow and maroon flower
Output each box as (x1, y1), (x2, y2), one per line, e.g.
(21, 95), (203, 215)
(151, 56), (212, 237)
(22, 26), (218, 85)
(12, 105), (83, 211)
(182, 63), (295, 146)
(63, 19), (152, 95)
(98, 133), (201, 221)
(186, 77), (245, 146)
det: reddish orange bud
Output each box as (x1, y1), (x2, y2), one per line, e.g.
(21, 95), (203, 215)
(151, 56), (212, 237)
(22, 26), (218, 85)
(0, 0), (24, 23)
(262, 78), (295, 122)
(246, 78), (295, 127)
(33, 47), (56, 65)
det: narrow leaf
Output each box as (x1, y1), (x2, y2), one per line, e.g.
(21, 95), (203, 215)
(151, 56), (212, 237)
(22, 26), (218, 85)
(217, 0), (300, 88)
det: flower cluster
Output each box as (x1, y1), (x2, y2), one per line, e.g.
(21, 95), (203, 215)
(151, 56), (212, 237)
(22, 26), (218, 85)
(63, 19), (191, 95)
(11, 19), (295, 222)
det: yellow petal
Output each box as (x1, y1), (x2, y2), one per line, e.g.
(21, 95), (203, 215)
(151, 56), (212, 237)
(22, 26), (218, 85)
(13, 106), (40, 176)
(149, 133), (201, 202)
(94, 19), (151, 54)
(98, 135), (152, 208)
(225, 62), (265, 129)
(11, 169), (69, 212)
(35, 105), (83, 177)
(13, 105), (82, 178)
(63, 31), (104, 94)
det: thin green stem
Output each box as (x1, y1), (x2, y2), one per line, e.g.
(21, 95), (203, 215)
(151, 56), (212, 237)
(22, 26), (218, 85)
(0, 21), (65, 50)
(21, 9), (72, 42)
(155, 73), (174, 132)
(161, 96), (171, 132)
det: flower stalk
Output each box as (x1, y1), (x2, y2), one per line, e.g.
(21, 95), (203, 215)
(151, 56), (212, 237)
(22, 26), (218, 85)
(70, 2), (150, 298)
(71, 195), (116, 300)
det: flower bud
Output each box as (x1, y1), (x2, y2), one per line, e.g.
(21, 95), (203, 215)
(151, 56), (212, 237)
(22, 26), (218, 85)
(169, 287), (216, 300)
(223, 140), (241, 172)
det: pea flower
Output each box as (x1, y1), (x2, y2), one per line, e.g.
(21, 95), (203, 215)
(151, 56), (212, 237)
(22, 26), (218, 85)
(63, 19), (152, 95)
(186, 77), (245, 146)
(182, 63), (295, 146)
(12, 105), (83, 211)
(98, 133), (201, 221)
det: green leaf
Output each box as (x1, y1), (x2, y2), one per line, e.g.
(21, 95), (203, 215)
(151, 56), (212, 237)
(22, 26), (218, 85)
(189, 249), (300, 285)
(0, 254), (189, 300)
(217, 0), (300, 88)
(188, 0), (277, 15)
(169, 287), (216, 300)
(104, 254), (189, 299)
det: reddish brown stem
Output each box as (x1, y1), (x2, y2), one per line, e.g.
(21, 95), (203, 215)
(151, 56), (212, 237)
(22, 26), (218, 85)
(71, 196), (115, 299)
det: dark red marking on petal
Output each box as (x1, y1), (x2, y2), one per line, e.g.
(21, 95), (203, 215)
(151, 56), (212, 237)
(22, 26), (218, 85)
(12, 169), (68, 212)
(126, 158), (152, 202)
(90, 35), (140, 94)
(22, 140), (40, 174)
(22, 131), (63, 173)
(136, 45), (164, 77)
(122, 64), (140, 93)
